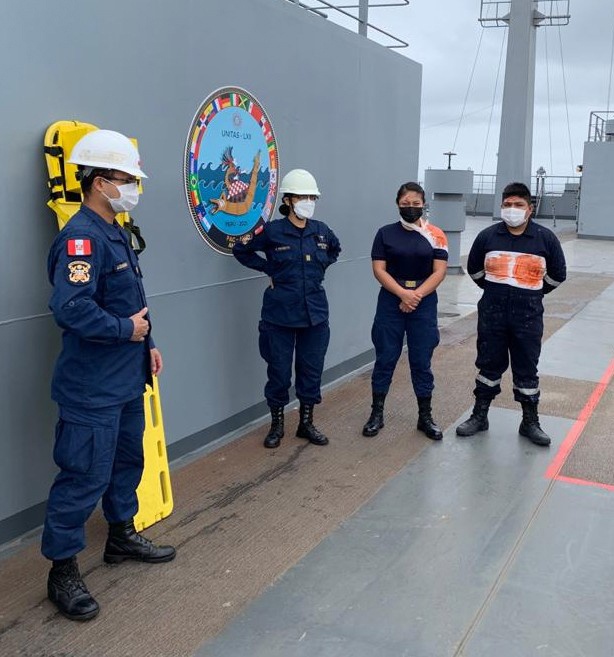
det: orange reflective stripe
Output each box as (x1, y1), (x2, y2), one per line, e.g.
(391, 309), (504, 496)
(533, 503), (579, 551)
(484, 250), (546, 290)
(487, 252), (514, 281)
(513, 254), (545, 289)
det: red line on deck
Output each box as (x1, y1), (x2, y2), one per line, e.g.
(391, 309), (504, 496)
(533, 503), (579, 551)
(554, 475), (614, 493)
(545, 357), (614, 483)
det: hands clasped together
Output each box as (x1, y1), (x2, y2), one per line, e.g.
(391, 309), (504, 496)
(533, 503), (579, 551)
(399, 288), (423, 313)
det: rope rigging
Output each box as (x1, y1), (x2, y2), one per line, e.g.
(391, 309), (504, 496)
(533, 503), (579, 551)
(607, 5), (614, 113)
(451, 26), (486, 152)
(478, 28), (507, 184)
(543, 6), (576, 179)
(430, 1), (579, 183)
(544, 26), (554, 179)
(422, 105), (494, 131)
(557, 25), (575, 176)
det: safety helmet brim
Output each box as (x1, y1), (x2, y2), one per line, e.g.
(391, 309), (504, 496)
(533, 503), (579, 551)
(279, 168), (320, 196)
(67, 129), (148, 178)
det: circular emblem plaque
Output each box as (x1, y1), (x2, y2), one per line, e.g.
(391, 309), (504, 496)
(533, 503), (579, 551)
(184, 87), (279, 254)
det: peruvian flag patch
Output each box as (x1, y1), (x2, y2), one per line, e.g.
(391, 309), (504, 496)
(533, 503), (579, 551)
(67, 238), (92, 256)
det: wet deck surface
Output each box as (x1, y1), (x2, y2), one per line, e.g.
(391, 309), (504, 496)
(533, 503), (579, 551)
(2, 219), (614, 657)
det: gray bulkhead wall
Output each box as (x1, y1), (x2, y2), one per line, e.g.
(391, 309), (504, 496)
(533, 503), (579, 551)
(0, 0), (421, 543)
(577, 141), (614, 238)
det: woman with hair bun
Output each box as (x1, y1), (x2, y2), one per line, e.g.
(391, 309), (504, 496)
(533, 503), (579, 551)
(233, 169), (341, 449)
(362, 181), (448, 441)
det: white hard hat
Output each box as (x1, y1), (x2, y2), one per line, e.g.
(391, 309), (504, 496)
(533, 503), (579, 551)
(279, 169), (320, 196)
(68, 129), (148, 178)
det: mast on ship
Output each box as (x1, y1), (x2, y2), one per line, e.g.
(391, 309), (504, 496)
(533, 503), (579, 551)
(479, 0), (570, 217)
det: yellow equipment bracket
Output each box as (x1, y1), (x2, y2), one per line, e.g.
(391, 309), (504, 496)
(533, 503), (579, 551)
(44, 120), (174, 530)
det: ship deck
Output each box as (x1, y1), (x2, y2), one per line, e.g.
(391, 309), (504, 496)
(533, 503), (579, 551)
(2, 218), (614, 657)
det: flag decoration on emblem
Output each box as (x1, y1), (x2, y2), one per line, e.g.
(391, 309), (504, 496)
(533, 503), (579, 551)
(67, 238), (92, 256)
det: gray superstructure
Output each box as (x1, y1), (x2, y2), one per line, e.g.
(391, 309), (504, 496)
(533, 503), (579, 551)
(479, 0), (571, 217)
(0, 0), (421, 543)
(5, 4), (614, 656)
(577, 113), (614, 238)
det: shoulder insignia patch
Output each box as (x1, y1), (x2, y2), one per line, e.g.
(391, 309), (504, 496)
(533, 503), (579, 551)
(67, 238), (92, 256)
(67, 260), (92, 284)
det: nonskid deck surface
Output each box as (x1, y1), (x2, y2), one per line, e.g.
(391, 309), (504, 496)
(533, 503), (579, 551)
(1, 220), (614, 657)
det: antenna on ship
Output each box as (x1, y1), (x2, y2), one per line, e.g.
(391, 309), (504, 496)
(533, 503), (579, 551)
(479, 0), (570, 217)
(444, 151), (457, 170)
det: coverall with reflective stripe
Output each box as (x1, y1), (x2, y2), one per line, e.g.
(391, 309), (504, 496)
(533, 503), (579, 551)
(467, 220), (566, 402)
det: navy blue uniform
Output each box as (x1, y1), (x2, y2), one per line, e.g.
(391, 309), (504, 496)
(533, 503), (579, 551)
(467, 220), (566, 403)
(42, 205), (153, 560)
(370, 221), (448, 397)
(233, 217), (341, 407)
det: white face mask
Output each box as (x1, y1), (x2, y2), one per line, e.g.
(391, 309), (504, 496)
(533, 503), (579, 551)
(293, 199), (316, 220)
(102, 181), (140, 213)
(500, 207), (527, 227)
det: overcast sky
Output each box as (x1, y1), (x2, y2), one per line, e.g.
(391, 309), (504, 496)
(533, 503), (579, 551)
(320, 0), (614, 181)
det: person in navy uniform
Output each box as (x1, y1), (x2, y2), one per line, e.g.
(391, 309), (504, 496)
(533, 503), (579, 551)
(456, 182), (567, 446)
(362, 182), (448, 441)
(42, 130), (175, 622)
(233, 169), (341, 448)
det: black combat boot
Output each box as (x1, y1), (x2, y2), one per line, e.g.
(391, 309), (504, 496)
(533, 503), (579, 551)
(103, 520), (176, 564)
(362, 392), (387, 437)
(456, 398), (491, 437)
(296, 403), (329, 446)
(264, 406), (284, 448)
(519, 401), (551, 446)
(47, 556), (99, 621)
(416, 396), (443, 441)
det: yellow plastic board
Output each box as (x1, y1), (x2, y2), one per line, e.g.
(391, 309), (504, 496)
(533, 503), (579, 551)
(134, 377), (174, 530)
(44, 120), (173, 530)
(44, 120), (138, 229)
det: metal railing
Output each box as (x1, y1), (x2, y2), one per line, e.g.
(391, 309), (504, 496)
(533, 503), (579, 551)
(469, 173), (580, 221)
(479, 1), (570, 28)
(588, 111), (614, 142)
(284, 0), (409, 48)
(472, 173), (580, 195)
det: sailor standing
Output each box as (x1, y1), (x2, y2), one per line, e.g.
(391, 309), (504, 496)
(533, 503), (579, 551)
(233, 169), (341, 448)
(362, 182), (448, 440)
(42, 130), (175, 621)
(456, 182), (567, 445)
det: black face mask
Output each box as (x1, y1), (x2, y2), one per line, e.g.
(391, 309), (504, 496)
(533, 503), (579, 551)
(399, 206), (424, 223)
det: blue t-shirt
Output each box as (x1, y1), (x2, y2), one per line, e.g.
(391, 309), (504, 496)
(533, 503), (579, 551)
(371, 221), (448, 281)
